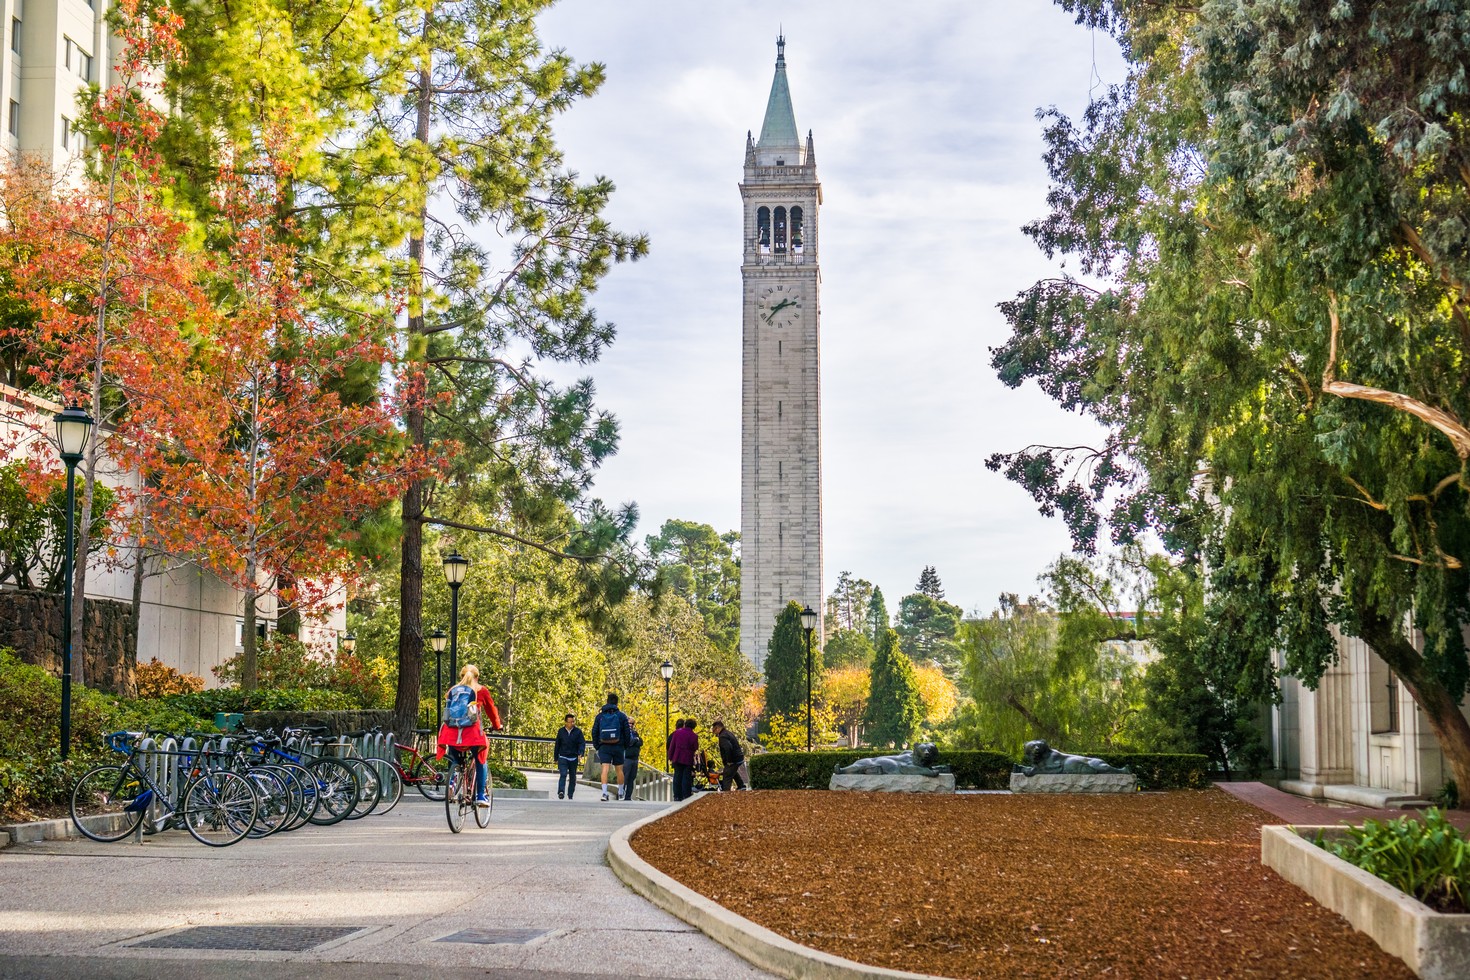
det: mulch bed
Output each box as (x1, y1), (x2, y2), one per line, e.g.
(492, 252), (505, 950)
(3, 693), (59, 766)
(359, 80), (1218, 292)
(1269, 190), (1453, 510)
(630, 789), (1413, 978)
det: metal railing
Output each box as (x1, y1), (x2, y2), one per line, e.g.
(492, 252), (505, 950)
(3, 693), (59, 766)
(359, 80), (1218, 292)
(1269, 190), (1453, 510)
(485, 734), (559, 772)
(577, 748), (672, 801)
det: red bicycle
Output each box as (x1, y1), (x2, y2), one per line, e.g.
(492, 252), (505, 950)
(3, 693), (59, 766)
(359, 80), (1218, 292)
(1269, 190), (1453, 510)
(394, 729), (449, 801)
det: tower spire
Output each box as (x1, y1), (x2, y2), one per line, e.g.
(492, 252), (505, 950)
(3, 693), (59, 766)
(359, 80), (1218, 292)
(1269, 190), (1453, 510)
(757, 35), (800, 156)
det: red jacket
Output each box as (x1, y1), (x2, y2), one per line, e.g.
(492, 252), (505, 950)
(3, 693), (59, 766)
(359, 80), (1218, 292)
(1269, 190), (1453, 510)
(436, 685), (502, 755)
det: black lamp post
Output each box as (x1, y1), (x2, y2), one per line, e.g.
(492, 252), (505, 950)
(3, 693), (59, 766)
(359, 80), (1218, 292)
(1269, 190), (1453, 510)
(800, 605), (817, 752)
(53, 405), (93, 761)
(340, 632), (356, 655)
(429, 628), (448, 726)
(442, 552), (469, 682)
(660, 659), (674, 772)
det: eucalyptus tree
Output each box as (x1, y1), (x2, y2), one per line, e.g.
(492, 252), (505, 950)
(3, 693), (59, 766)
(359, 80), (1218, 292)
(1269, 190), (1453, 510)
(989, 0), (1470, 786)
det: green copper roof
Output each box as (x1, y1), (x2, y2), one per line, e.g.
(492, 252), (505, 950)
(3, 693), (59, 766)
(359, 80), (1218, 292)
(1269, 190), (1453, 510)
(757, 38), (800, 149)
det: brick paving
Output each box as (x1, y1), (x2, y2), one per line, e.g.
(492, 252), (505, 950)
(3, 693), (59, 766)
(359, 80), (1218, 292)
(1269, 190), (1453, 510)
(1216, 780), (1470, 829)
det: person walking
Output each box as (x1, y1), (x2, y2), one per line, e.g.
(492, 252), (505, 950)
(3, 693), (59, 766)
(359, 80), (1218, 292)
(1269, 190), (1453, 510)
(590, 693), (631, 801)
(667, 717), (684, 765)
(436, 664), (503, 809)
(622, 719), (643, 801)
(669, 717), (699, 801)
(711, 719), (747, 791)
(553, 713), (585, 800)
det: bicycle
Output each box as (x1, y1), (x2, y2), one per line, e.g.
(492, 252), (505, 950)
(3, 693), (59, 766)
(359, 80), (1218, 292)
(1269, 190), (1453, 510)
(332, 730), (402, 815)
(249, 726), (361, 825)
(443, 746), (492, 833)
(394, 729), (448, 801)
(71, 732), (258, 847)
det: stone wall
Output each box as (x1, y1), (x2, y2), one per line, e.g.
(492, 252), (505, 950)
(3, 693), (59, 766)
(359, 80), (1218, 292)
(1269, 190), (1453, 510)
(0, 589), (137, 695)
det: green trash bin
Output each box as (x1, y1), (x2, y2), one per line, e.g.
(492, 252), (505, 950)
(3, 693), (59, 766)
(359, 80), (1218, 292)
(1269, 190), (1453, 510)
(214, 712), (243, 731)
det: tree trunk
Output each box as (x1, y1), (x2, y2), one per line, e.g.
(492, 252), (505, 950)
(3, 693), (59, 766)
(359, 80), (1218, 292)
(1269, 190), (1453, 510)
(276, 569), (300, 638)
(242, 557), (259, 692)
(1359, 612), (1470, 799)
(391, 20), (434, 739)
(129, 542), (146, 678)
(70, 437), (99, 688)
(500, 575), (517, 718)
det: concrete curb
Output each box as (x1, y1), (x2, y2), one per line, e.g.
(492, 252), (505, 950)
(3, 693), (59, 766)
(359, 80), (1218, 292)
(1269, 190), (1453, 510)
(607, 795), (945, 980)
(0, 811), (133, 847)
(1263, 825), (1470, 980)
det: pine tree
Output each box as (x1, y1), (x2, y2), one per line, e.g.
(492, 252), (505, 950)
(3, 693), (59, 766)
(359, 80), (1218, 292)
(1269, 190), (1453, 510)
(916, 566), (945, 601)
(865, 587), (890, 650)
(864, 628), (923, 748)
(764, 601), (817, 720)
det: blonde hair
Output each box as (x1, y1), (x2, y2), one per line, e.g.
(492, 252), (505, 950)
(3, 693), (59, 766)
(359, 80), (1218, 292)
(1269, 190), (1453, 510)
(459, 664), (479, 685)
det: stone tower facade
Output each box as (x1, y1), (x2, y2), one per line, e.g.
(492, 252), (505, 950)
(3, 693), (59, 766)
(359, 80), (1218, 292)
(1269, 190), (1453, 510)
(740, 37), (824, 669)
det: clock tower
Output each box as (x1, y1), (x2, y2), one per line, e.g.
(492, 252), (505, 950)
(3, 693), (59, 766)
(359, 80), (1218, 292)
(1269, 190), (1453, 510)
(740, 36), (823, 669)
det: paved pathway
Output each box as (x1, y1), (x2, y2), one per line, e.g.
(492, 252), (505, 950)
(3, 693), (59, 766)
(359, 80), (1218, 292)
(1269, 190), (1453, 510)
(0, 772), (772, 980)
(1216, 780), (1470, 829)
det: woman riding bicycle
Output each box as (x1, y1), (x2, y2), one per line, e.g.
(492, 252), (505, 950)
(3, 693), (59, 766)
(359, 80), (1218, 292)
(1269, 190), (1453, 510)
(437, 664), (503, 808)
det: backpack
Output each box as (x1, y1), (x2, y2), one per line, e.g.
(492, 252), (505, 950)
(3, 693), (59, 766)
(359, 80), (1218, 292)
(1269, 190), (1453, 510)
(597, 709), (623, 745)
(445, 684), (478, 729)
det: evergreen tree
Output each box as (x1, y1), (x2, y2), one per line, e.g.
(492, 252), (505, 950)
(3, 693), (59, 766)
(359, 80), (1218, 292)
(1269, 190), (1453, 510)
(824, 571), (874, 639)
(916, 565), (945, 601)
(896, 592), (964, 665)
(764, 601), (816, 720)
(864, 628), (923, 748)
(822, 628), (875, 670)
(865, 587), (890, 650)
(646, 519), (740, 654)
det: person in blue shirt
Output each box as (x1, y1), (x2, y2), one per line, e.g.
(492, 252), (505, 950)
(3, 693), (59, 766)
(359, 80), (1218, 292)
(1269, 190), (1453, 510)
(590, 693), (631, 801)
(553, 713), (586, 800)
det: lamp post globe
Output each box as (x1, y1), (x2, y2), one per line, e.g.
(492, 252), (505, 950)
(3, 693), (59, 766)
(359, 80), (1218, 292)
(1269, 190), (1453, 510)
(800, 605), (817, 753)
(52, 406), (93, 761)
(442, 552), (470, 682)
(341, 632), (356, 655)
(430, 627), (448, 726)
(660, 659), (674, 772)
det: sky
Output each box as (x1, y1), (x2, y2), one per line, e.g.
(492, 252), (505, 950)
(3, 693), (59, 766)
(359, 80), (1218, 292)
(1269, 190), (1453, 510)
(534, 1), (1126, 618)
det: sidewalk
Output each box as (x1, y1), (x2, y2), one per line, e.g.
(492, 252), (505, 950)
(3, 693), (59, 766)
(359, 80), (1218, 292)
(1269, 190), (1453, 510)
(1216, 780), (1470, 829)
(0, 771), (772, 980)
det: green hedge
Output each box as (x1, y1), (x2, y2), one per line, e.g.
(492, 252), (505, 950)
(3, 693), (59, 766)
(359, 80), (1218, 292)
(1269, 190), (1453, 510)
(1079, 752), (1211, 790)
(160, 688), (358, 718)
(749, 747), (1211, 792)
(750, 748), (1012, 790)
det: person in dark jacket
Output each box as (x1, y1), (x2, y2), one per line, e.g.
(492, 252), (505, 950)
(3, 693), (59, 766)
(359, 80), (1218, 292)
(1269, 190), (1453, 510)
(590, 693), (631, 801)
(553, 713), (585, 800)
(668, 717), (700, 801)
(622, 719), (643, 800)
(711, 719), (747, 791)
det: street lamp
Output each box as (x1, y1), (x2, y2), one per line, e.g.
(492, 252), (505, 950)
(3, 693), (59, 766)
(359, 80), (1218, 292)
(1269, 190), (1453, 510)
(660, 659), (674, 772)
(429, 628), (448, 727)
(442, 552), (469, 683)
(53, 405), (93, 761)
(340, 632), (356, 655)
(800, 605), (817, 752)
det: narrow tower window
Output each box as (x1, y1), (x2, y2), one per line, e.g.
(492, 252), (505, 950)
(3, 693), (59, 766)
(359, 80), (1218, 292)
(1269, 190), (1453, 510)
(773, 206), (787, 253)
(778, 340), (782, 357)
(8, 101), (18, 138)
(756, 206), (770, 253)
(777, 400), (782, 419)
(790, 206), (804, 252)
(11, 18), (20, 56)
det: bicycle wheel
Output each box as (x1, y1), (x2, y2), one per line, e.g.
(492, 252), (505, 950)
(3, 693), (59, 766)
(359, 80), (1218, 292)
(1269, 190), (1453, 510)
(374, 758), (404, 815)
(275, 762), (317, 830)
(243, 768), (289, 838)
(474, 780), (493, 828)
(410, 753), (448, 801)
(70, 765), (146, 843)
(342, 758), (381, 820)
(306, 759), (359, 826)
(182, 770), (257, 847)
(445, 762), (465, 833)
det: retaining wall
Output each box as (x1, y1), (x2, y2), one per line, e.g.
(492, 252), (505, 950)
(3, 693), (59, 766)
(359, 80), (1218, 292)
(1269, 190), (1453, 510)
(0, 589), (136, 695)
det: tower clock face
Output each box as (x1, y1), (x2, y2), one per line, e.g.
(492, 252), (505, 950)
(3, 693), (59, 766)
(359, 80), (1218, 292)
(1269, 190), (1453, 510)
(758, 284), (803, 328)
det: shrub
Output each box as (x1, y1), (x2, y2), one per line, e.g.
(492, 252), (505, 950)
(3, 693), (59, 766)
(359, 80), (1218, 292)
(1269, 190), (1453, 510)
(134, 658), (205, 697)
(750, 747), (1012, 790)
(487, 759), (527, 790)
(213, 633), (387, 708)
(1076, 752), (1212, 790)
(158, 687), (357, 720)
(1316, 809), (1469, 914)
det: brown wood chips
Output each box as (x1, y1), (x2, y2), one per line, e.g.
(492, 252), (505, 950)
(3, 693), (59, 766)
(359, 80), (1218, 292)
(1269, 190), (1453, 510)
(630, 789), (1412, 978)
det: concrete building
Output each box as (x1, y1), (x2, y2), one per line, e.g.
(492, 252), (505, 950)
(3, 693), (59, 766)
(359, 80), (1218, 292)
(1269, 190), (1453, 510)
(1273, 632), (1455, 807)
(3, 0), (116, 167)
(739, 36), (823, 669)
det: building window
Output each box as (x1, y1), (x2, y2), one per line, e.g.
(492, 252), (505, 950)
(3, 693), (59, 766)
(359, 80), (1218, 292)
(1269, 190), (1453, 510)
(65, 37), (73, 70)
(777, 400), (782, 419)
(773, 206), (787, 253)
(81, 51), (93, 82)
(790, 206), (804, 251)
(60, 116), (71, 150)
(1369, 654), (1399, 734)
(778, 340), (782, 357)
(756, 206), (770, 253)
(7, 101), (17, 138)
(11, 18), (20, 56)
